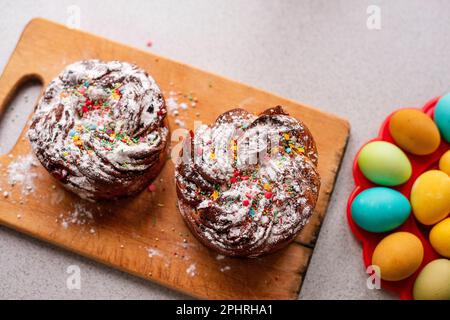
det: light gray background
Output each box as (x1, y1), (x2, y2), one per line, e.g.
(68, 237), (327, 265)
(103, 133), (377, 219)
(0, 0), (448, 300)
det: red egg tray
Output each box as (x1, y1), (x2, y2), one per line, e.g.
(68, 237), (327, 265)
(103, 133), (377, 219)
(347, 96), (450, 300)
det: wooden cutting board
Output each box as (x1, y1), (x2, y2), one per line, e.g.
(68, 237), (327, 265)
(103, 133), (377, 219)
(0, 18), (350, 299)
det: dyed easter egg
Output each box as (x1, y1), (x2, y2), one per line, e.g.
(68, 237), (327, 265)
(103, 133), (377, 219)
(351, 187), (410, 233)
(358, 141), (412, 186)
(389, 109), (440, 155)
(372, 232), (423, 281)
(411, 170), (450, 225)
(413, 259), (450, 300)
(435, 93), (450, 142)
(430, 218), (450, 258)
(439, 150), (450, 176)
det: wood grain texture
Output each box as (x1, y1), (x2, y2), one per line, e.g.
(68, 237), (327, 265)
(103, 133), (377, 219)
(0, 19), (349, 299)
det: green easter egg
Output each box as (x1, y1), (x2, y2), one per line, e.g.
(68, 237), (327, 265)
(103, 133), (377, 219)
(358, 141), (412, 186)
(414, 259), (450, 300)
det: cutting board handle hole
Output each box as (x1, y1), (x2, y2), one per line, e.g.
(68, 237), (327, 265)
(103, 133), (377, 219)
(0, 77), (42, 155)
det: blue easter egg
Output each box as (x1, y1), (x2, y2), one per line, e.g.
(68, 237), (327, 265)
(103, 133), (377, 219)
(435, 93), (450, 142)
(351, 187), (411, 233)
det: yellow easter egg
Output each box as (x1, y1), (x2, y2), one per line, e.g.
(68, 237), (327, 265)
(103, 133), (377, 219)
(440, 150), (450, 176)
(372, 232), (424, 281)
(411, 170), (450, 225)
(430, 218), (450, 258)
(413, 259), (450, 300)
(389, 109), (441, 155)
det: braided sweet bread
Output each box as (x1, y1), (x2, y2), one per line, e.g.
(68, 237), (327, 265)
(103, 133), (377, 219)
(28, 60), (169, 201)
(175, 106), (320, 257)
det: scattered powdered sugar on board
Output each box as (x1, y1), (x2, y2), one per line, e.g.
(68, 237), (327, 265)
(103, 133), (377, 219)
(164, 87), (199, 128)
(174, 119), (186, 128)
(59, 202), (95, 230)
(176, 241), (197, 250)
(216, 254), (225, 260)
(165, 91), (180, 115)
(220, 266), (231, 272)
(50, 188), (66, 205)
(7, 154), (38, 195)
(147, 248), (163, 258)
(186, 263), (197, 277)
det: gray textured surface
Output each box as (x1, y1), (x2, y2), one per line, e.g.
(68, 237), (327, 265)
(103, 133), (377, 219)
(0, 0), (448, 300)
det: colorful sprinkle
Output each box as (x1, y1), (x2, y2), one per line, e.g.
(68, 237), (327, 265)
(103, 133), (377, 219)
(111, 89), (121, 100)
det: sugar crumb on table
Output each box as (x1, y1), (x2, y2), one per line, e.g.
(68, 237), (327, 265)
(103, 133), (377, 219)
(186, 263), (197, 277)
